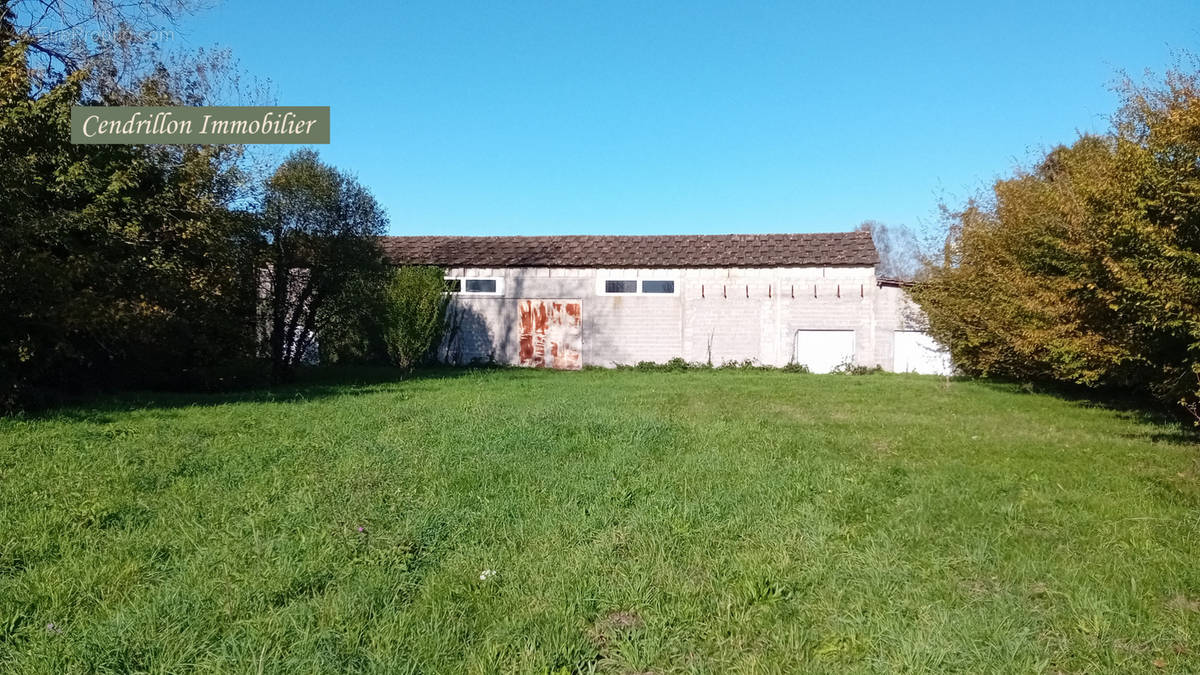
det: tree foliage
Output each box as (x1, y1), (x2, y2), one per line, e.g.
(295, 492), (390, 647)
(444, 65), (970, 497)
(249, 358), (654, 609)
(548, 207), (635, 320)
(0, 36), (258, 410)
(258, 150), (389, 380)
(379, 266), (450, 371)
(1, 2), (394, 410)
(910, 64), (1200, 415)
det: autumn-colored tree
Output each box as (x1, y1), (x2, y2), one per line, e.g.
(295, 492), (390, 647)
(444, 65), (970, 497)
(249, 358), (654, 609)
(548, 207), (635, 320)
(911, 63), (1200, 417)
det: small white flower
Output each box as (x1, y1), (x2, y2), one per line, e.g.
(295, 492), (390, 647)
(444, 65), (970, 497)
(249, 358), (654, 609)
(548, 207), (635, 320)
(479, 569), (496, 581)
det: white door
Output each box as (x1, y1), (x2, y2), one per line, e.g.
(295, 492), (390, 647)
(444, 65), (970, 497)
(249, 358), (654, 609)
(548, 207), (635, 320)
(792, 330), (855, 374)
(893, 331), (952, 375)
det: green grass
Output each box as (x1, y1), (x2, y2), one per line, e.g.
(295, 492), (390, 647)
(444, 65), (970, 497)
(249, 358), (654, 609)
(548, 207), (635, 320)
(1, 369), (1199, 673)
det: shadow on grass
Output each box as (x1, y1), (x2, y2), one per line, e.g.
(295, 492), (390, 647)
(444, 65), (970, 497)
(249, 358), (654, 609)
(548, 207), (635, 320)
(19, 368), (1200, 446)
(972, 377), (1198, 444)
(24, 364), (545, 423)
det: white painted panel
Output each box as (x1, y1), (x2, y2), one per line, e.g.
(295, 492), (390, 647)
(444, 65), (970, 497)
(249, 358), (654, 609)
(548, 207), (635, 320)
(893, 331), (952, 375)
(792, 330), (855, 374)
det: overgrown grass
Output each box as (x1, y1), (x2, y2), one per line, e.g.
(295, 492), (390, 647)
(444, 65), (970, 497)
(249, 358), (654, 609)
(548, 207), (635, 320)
(1, 369), (1198, 673)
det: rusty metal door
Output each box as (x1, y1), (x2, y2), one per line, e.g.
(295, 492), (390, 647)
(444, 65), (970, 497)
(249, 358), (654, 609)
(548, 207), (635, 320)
(518, 300), (582, 369)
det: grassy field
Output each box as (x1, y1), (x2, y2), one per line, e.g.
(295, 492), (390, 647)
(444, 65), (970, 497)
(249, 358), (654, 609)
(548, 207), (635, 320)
(1, 368), (1198, 673)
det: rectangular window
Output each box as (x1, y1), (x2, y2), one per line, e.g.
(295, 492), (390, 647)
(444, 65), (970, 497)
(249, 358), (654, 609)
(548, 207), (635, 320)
(445, 277), (501, 294)
(641, 280), (675, 294)
(464, 278), (497, 293)
(604, 280), (638, 294)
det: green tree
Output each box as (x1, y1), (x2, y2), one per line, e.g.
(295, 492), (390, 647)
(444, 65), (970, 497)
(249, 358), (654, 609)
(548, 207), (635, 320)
(379, 266), (450, 371)
(258, 150), (389, 380)
(0, 24), (259, 410)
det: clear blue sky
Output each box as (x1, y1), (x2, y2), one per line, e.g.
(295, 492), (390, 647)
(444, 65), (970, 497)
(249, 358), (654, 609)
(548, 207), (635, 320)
(183, 1), (1197, 236)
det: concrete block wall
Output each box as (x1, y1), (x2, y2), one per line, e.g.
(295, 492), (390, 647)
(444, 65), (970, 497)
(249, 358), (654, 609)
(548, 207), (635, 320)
(441, 265), (909, 368)
(869, 283), (928, 371)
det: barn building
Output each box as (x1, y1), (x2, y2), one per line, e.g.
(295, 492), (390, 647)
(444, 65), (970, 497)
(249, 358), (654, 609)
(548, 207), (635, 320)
(380, 231), (950, 374)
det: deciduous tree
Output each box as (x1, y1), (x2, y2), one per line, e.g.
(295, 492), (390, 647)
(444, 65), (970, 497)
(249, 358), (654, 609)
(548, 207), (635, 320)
(258, 150), (389, 380)
(1, 14), (260, 410)
(911, 62), (1200, 416)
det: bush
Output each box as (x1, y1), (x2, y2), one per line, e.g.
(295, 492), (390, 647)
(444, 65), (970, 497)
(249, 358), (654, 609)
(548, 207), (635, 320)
(620, 358), (811, 373)
(380, 266), (450, 371)
(833, 362), (884, 376)
(910, 65), (1200, 414)
(634, 357), (690, 372)
(718, 359), (761, 370)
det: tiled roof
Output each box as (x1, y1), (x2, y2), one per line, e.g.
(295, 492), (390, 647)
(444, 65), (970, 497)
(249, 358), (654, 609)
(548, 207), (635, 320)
(379, 232), (878, 268)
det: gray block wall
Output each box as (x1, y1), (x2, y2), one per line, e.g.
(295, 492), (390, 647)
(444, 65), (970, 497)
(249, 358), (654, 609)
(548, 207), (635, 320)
(439, 265), (920, 369)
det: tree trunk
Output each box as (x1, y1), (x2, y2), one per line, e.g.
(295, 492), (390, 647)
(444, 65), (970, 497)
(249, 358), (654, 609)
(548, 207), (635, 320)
(269, 239), (290, 383)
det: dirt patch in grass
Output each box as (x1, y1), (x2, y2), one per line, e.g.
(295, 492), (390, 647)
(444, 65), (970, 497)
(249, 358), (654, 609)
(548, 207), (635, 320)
(589, 609), (644, 648)
(870, 438), (896, 456)
(1166, 594), (1200, 612)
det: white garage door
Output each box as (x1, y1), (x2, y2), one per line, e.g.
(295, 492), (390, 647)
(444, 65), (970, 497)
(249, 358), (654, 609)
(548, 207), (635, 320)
(793, 330), (855, 374)
(893, 331), (952, 375)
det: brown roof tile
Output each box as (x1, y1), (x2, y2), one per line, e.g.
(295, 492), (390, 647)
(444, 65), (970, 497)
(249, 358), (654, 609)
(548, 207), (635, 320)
(379, 232), (878, 268)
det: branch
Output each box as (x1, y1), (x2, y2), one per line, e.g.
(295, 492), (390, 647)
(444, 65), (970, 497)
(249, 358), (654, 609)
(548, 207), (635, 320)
(281, 272), (317, 367)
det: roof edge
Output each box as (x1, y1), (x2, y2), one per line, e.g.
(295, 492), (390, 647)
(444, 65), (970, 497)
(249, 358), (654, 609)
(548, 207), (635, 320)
(379, 231), (880, 268)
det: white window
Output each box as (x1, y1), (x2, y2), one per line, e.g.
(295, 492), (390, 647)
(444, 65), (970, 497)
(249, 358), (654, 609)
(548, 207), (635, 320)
(446, 277), (502, 295)
(598, 278), (678, 295)
(464, 278), (497, 293)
